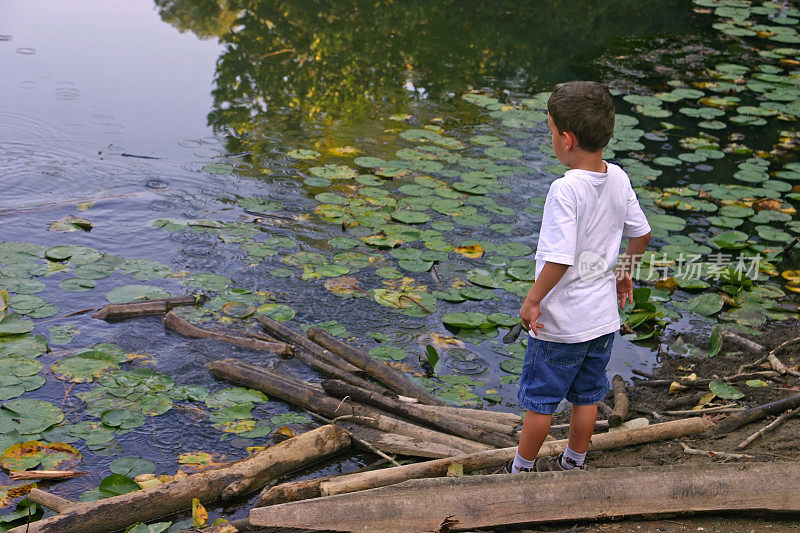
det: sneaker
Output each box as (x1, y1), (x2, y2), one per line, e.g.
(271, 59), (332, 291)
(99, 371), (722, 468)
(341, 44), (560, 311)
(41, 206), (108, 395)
(533, 453), (586, 472)
(495, 459), (533, 474)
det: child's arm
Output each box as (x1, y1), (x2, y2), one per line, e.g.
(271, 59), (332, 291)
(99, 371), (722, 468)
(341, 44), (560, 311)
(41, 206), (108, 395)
(520, 261), (569, 335)
(615, 232), (651, 308)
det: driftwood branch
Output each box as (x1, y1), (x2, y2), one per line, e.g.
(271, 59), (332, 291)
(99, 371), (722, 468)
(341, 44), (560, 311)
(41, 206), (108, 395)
(250, 461), (791, 531)
(306, 326), (445, 406)
(715, 394), (800, 434)
(256, 315), (361, 374)
(207, 359), (492, 455)
(27, 489), (77, 513)
(306, 411), (401, 466)
(662, 405), (744, 416)
(92, 295), (201, 321)
(163, 311), (292, 355)
(317, 417), (713, 498)
(321, 379), (517, 448)
(608, 375), (629, 427)
(738, 405), (800, 449)
(9, 470), (87, 481)
(679, 441), (754, 460)
(9, 425), (350, 533)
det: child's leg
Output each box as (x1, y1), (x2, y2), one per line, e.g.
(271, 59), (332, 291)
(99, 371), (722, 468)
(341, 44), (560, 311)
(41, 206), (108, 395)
(567, 403), (597, 453)
(517, 410), (553, 460)
(563, 332), (615, 468)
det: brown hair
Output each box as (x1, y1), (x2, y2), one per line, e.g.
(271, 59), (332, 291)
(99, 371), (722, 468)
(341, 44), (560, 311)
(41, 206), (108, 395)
(547, 81), (615, 152)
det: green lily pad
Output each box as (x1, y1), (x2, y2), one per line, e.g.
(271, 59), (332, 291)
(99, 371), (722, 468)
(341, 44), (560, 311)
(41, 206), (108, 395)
(106, 285), (170, 304)
(109, 457), (156, 477)
(369, 346), (408, 361)
(100, 408), (146, 430)
(51, 351), (119, 383)
(99, 474), (140, 498)
(0, 441), (81, 471)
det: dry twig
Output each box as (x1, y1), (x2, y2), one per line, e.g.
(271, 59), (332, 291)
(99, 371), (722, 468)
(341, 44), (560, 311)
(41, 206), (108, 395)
(738, 405), (800, 449)
(680, 441), (754, 460)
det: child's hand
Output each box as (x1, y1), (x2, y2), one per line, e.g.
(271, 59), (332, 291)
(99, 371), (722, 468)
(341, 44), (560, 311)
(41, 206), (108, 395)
(520, 298), (545, 336)
(616, 270), (634, 308)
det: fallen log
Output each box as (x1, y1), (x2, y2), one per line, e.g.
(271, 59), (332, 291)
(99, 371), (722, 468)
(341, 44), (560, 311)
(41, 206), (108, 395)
(208, 359), (491, 454)
(27, 489), (77, 513)
(409, 403), (522, 427)
(257, 459), (392, 508)
(318, 417), (713, 497)
(256, 315), (362, 375)
(9, 470), (87, 481)
(9, 425), (350, 533)
(321, 379), (518, 448)
(164, 311), (291, 355)
(608, 374), (629, 428)
(305, 412), (401, 466)
(250, 462), (800, 531)
(715, 394), (800, 434)
(721, 330), (765, 354)
(306, 326), (445, 406)
(341, 423), (466, 459)
(92, 295), (201, 321)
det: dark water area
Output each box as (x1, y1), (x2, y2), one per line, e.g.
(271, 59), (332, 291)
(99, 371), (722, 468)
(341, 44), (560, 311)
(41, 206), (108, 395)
(2, 0), (799, 528)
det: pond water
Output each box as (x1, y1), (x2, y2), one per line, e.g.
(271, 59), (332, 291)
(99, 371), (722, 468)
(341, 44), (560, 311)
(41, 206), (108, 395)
(2, 0), (800, 528)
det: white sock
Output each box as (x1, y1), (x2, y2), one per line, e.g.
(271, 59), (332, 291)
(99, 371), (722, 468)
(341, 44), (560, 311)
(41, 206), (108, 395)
(512, 451), (535, 473)
(560, 445), (586, 470)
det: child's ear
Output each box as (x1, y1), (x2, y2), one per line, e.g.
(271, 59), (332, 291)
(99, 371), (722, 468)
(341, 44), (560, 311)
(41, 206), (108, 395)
(563, 131), (578, 150)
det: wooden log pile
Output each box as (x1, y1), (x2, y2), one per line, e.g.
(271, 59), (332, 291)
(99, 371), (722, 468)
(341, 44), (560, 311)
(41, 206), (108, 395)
(64, 297), (800, 532)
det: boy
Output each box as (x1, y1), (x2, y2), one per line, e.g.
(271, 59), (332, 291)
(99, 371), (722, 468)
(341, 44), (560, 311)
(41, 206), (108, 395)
(505, 81), (651, 473)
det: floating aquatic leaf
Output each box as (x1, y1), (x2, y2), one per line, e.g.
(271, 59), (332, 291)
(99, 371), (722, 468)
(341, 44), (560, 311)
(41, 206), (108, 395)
(221, 302), (255, 318)
(109, 457), (156, 477)
(51, 351), (119, 383)
(0, 399), (64, 435)
(369, 346), (408, 361)
(0, 319), (33, 337)
(99, 474), (140, 498)
(205, 388), (268, 409)
(0, 441), (81, 471)
(287, 148), (320, 160)
(48, 215), (92, 232)
(106, 285), (169, 304)
(101, 408), (147, 430)
(58, 278), (97, 292)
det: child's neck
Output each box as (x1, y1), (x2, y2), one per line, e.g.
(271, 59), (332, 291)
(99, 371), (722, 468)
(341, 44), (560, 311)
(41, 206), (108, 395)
(568, 151), (607, 173)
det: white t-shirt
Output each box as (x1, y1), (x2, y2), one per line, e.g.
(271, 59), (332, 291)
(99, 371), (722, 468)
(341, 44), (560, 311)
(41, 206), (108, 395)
(530, 162), (651, 343)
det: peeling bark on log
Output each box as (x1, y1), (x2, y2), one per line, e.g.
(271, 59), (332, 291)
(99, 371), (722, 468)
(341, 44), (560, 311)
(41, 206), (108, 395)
(608, 374), (629, 428)
(92, 295), (201, 321)
(10, 425), (350, 533)
(164, 311), (292, 355)
(715, 393), (800, 434)
(306, 326), (445, 406)
(408, 403), (522, 427)
(250, 462), (800, 532)
(208, 359), (491, 454)
(340, 423), (466, 459)
(317, 417), (713, 497)
(256, 315), (361, 375)
(322, 379), (517, 448)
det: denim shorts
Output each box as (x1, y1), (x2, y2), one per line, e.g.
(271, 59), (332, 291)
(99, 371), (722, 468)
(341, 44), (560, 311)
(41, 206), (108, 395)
(517, 332), (614, 415)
